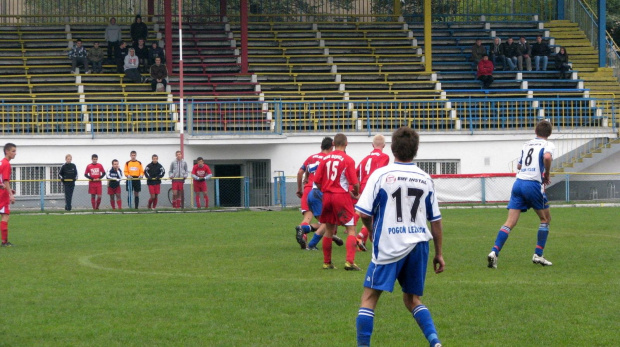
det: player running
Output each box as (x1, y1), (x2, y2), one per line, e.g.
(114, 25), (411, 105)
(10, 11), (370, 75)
(355, 127), (444, 347)
(488, 120), (555, 268)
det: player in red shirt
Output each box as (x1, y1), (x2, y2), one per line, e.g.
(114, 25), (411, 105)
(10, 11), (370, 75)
(84, 154), (106, 210)
(191, 157), (212, 209)
(0, 143), (17, 247)
(355, 134), (390, 250)
(314, 133), (360, 270)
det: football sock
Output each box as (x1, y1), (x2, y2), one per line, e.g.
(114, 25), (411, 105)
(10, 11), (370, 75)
(310, 224), (318, 232)
(322, 236), (333, 264)
(535, 223), (549, 256)
(1, 221), (8, 243)
(204, 196), (209, 208)
(358, 227), (369, 244)
(492, 225), (511, 255)
(412, 305), (440, 346)
(152, 198), (157, 209)
(346, 235), (357, 263)
(300, 223), (311, 234)
(308, 233), (323, 248)
(147, 198), (152, 208)
(117, 199), (122, 209)
(96, 197), (101, 209)
(111, 198), (116, 209)
(196, 196), (201, 208)
(135, 197), (139, 209)
(91, 196), (96, 209)
(356, 307), (374, 347)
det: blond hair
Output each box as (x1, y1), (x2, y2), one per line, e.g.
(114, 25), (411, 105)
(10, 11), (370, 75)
(372, 134), (385, 148)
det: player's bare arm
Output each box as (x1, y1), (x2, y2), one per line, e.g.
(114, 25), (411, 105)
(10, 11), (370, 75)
(296, 168), (304, 198)
(430, 219), (445, 274)
(543, 152), (552, 185)
(360, 212), (372, 233)
(350, 183), (360, 199)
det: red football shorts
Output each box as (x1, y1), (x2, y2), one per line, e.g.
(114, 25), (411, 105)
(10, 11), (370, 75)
(193, 180), (207, 192)
(107, 186), (121, 195)
(172, 180), (184, 191)
(320, 192), (356, 226)
(0, 204), (10, 215)
(300, 186), (312, 213)
(88, 182), (102, 195)
(148, 185), (161, 194)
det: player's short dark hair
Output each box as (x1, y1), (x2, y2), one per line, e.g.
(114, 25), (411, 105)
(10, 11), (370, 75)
(152, 154), (158, 158)
(333, 133), (347, 147)
(112, 159), (118, 164)
(320, 137), (333, 150)
(197, 157), (203, 161)
(3, 143), (16, 154)
(130, 150), (137, 155)
(176, 150), (182, 155)
(92, 154), (98, 159)
(391, 127), (419, 162)
(535, 120), (553, 138)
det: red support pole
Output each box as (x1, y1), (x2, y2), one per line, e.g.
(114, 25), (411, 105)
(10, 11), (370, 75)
(164, 0), (173, 74)
(240, 0), (248, 73)
(220, 0), (227, 21)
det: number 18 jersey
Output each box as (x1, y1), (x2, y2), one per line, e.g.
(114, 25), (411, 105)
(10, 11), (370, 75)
(516, 138), (555, 183)
(355, 162), (441, 265)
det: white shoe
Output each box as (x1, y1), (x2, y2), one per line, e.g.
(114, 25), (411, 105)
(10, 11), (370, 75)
(487, 251), (498, 269)
(433, 344), (442, 347)
(532, 254), (552, 266)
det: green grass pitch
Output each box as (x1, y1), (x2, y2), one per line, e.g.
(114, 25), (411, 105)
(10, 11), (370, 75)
(0, 207), (618, 346)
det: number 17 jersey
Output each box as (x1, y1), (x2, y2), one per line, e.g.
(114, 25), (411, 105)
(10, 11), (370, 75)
(355, 162), (441, 265)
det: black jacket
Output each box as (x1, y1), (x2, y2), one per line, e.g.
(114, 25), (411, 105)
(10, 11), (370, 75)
(502, 42), (520, 58)
(145, 162), (165, 185)
(130, 21), (149, 42)
(108, 168), (123, 189)
(58, 163), (78, 184)
(531, 41), (551, 57)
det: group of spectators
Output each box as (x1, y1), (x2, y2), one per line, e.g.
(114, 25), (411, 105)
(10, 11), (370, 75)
(67, 15), (168, 91)
(57, 151), (212, 211)
(472, 35), (571, 88)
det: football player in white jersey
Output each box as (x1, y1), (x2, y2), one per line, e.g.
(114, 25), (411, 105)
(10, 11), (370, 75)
(354, 127), (444, 347)
(488, 120), (555, 269)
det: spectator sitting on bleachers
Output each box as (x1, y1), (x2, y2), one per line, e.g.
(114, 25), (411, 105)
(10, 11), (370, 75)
(531, 35), (551, 71)
(517, 36), (532, 71)
(88, 42), (105, 74)
(134, 39), (149, 73)
(501, 37), (520, 71)
(116, 41), (129, 73)
(130, 14), (148, 48)
(68, 39), (89, 74)
(477, 54), (494, 89)
(124, 48), (143, 83)
(489, 37), (503, 70)
(150, 57), (168, 92)
(148, 42), (165, 66)
(555, 47), (570, 79)
(105, 17), (122, 64)
(471, 39), (487, 68)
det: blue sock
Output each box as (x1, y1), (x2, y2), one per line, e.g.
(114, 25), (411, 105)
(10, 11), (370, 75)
(356, 307), (374, 347)
(535, 223), (549, 256)
(412, 305), (440, 346)
(300, 224), (312, 233)
(307, 234), (323, 248)
(492, 225), (511, 255)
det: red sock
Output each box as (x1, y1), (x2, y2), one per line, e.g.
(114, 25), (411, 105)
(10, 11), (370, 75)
(96, 197), (101, 209)
(322, 236), (333, 264)
(358, 227), (369, 243)
(147, 198), (153, 208)
(1, 221), (7, 243)
(91, 196), (96, 209)
(196, 196), (201, 208)
(110, 198), (116, 209)
(204, 196), (209, 208)
(177, 199), (182, 208)
(153, 198), (158, 208)
(346, 235), (357, 263)
(117, 200), (122, 209)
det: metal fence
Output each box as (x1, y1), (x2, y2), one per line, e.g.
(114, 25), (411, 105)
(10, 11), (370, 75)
(273, 172), (620, 207)
(11, 177), (254, 211)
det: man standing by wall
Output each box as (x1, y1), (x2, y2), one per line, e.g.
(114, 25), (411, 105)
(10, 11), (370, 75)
(169, 151), (189, 209)
(124, 151), (144, 209)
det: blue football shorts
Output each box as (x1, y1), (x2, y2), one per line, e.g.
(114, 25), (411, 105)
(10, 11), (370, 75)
(307, 188), (323, 217)
(507, 179), (549, 212)
(363, 241), (429, 296)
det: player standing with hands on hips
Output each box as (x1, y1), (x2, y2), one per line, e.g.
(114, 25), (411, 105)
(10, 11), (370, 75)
(355, 127), (444, 347)
(0, 143), (17, 247)
(488, 120), (555, 268)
